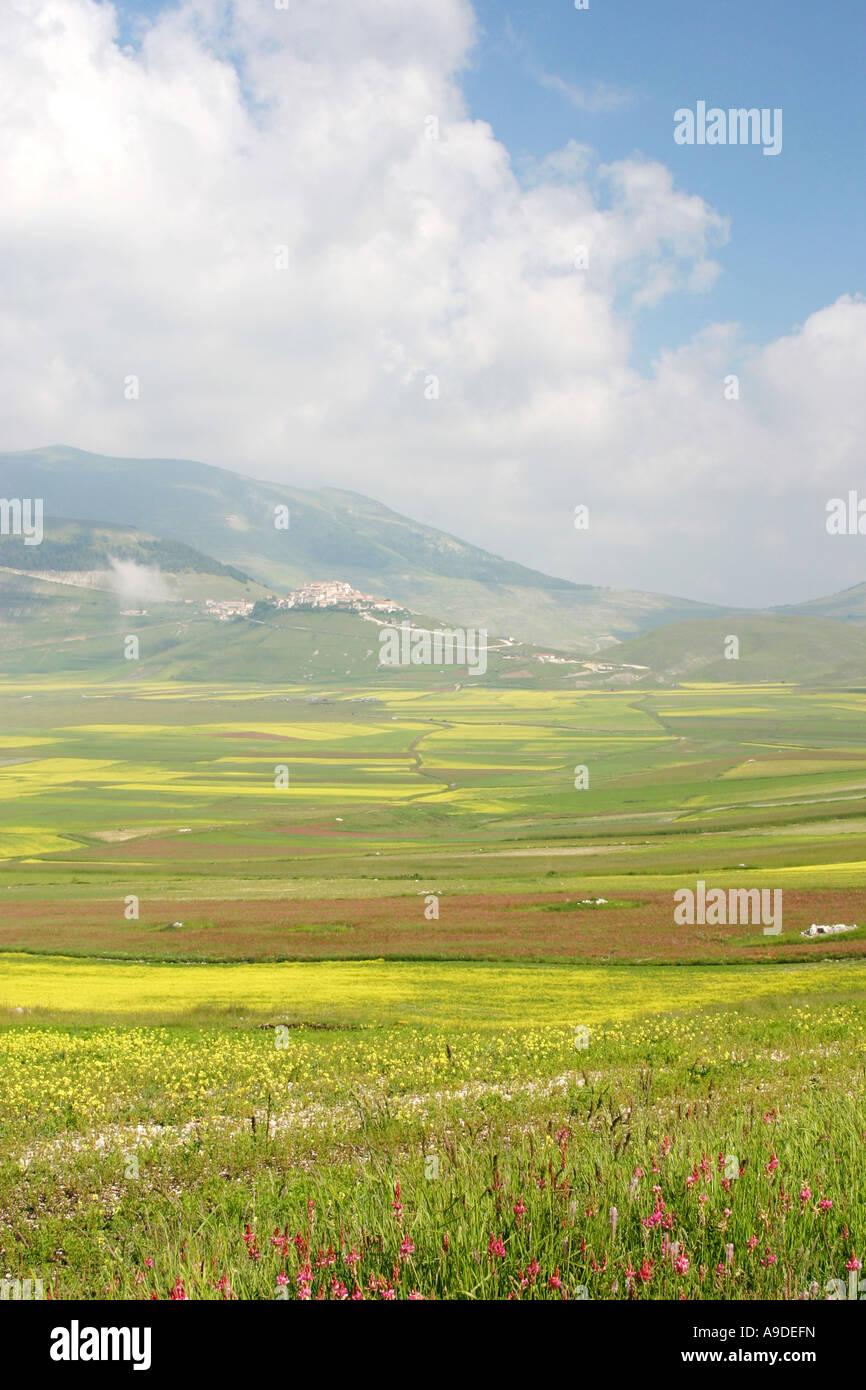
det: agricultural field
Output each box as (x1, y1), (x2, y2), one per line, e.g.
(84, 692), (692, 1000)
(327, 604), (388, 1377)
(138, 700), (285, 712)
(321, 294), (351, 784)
(1, 676), (865, 1299)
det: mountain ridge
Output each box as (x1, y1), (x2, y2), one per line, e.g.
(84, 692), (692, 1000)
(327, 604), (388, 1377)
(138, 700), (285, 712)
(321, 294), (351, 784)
(0, 445), (732, 650)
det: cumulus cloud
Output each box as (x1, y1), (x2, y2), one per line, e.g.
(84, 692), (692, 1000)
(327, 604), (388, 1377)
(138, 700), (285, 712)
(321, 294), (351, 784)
(0, 0), (863, 606)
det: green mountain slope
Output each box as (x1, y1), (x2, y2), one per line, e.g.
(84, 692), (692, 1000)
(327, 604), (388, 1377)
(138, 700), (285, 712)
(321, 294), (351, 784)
(0, 583), (585, 687)
(0, 517), (252, 586)
(0, 446), (726, 650)
(605, 615), (866, 685)
(773, 582), (866, 624)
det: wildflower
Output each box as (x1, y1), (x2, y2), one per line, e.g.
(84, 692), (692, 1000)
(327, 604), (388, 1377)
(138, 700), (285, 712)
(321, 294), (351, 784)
(399, 1236), (415, 1260)
(799, 1184), (811, 1205)
(169, 1278), (187, 1301)
(344, 1246), (360, 1268)
(746, 1235), (759, 1251)
(391, 1182), (403, 1224)
(513, 1198), (527, 1226)
(765, 1152), (779, 1175)
(144, 1257), (154, 1269)
(276, 1273), (289, 1286)
(636, 1258), (653, 1284)
(271, 1226), (291, 1255)
(548, 1269), (562, 1290)
(330, 1279), (349, 1300)
(846, 1254), (862, 1272)
(674, 1255), (690, 1276)
(818, 1198), (833, 1213)
(488, 1234), (506, 1260)
(641, 1195), (666, 1229)
(408, 1289), (425, 1300)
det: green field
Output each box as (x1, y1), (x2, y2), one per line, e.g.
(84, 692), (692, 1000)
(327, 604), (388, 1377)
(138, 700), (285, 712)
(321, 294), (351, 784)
(1, 677), (864, 1299)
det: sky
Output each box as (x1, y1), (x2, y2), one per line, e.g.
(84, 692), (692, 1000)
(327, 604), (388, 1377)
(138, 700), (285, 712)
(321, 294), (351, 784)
(1, 0), (864, 606)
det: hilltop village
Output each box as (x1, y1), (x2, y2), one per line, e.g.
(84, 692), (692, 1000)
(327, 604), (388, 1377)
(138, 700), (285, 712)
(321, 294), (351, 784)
(204, 580), (402, 621)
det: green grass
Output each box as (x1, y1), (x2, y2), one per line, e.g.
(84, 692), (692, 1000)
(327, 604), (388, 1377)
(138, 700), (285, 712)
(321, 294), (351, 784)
(1, 999), (863, 1299)
(2, 677), (865, 1300)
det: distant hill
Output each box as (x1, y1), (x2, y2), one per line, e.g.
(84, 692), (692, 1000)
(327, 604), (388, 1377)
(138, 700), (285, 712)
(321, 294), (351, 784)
(0, 517), (254, 588)
(0, 581), (585, 686)
(0, 517), (270, 675)
(0, 446), (728, 651)
(604, 615), (866, 685)
(772, 581), (866, 624)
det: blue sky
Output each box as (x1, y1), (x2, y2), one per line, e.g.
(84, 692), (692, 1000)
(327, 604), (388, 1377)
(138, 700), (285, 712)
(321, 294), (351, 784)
(461, 0), (865, 366)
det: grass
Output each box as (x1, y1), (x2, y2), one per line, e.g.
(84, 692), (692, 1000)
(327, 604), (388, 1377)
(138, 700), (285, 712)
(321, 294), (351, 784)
(1, 677), (865, 1299)
(1, 1000), (863, 1299)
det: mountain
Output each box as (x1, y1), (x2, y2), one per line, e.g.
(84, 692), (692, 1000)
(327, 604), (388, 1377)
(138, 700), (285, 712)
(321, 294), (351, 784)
(599, 615), (866, 686)
(0, 517), (257, 591)
(772, 581), (866, 624)
(0, 445), (728, 651)
(0, 573), (588, 686)
(0, 517), (270, 674)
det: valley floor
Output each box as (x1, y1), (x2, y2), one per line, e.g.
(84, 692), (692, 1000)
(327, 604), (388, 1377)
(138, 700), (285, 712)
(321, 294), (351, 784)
(1, 678), (864, 1299)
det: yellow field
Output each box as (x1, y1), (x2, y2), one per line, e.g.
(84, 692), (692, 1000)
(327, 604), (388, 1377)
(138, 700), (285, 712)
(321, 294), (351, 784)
(2, 953), (865, 1026)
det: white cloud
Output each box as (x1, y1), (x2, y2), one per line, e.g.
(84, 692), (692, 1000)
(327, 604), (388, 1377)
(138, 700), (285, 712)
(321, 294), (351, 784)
(0, 0), (863, 607)
(535, 70), (634, 114)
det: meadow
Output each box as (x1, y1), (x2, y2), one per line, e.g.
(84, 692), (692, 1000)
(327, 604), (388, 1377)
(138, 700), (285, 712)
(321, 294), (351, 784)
(1, 676), (864, 1299)
(2, 999), (864, 1300)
